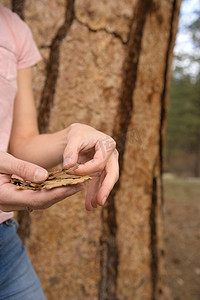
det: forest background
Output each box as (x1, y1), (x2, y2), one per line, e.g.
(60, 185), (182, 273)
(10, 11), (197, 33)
(165, 0), (200, 177)
(164, 2), (200, 299)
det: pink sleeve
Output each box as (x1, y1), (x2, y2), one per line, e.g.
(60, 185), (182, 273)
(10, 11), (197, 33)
(17, 22), (42, 69)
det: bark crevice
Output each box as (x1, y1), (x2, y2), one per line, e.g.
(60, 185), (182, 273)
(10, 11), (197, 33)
(98, 1), (153, 299)
(159, 0), (178, 176)
(150, 1), (180, 299)
(38, 0), (75, 133)
(150, 176), (158, 300)
(12, 0), (25, 20)
(16, 211), (31, 244)
(74, 16), (127, 45)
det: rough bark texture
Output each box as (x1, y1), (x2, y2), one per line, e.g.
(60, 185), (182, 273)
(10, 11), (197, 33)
(6, 0), (182, 299)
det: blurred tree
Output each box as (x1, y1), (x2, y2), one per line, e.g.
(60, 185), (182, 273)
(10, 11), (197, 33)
(190, 8), (200, 176)
(166, 6), (200, 176)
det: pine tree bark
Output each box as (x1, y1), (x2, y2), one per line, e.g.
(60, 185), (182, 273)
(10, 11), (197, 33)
(7, 0), (182, 299)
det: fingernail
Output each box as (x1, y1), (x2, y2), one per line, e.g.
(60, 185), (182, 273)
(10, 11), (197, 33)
(34, 169), (48, 182)
(64, 157), (71, 167)
(67, 170), (75, 175)
(102, 196), (107, 205)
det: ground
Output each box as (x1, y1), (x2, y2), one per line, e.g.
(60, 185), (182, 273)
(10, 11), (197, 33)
(163, 176), (200, 300)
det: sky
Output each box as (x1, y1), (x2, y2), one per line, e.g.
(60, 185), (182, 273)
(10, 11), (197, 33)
(173, 0), (200, 77)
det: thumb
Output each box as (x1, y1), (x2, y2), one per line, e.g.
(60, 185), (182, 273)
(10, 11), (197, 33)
(0, 152), (48, 183)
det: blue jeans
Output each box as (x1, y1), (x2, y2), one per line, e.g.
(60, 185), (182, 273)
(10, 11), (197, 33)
(0, 219), (46, 300)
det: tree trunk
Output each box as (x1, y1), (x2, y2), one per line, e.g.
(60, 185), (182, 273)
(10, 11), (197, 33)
(7, 0), (182, 299)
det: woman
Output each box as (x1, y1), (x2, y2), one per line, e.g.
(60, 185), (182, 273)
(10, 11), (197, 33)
(0, 4), (119, 299)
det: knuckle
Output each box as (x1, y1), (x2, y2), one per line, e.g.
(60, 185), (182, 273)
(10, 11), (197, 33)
(115, 149), (119, 157)
(96, 163), (104, 172)
(116, 164), (120, 179)
(107, 136), (116, 147)
(111, 138), (116, 149)
(69, 123), (80, 131)
(15, 161), (30, 178)
(115, 171), (119, 182)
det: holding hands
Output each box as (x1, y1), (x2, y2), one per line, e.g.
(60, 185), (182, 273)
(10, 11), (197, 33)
(0, 152), (85, 212)
(0, 123), (119, 212)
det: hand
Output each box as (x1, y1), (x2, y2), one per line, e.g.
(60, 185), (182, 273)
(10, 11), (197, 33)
(0, 152), (85, 212)
(63, 123), (119, 211)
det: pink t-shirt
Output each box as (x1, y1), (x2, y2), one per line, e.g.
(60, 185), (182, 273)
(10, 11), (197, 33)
(0, 4), (42, 223)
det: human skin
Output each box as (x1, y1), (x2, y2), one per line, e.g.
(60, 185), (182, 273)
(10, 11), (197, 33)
(0, 68), (119, 212)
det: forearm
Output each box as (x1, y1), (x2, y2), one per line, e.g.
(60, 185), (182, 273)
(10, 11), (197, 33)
(9, 127), (70, 169)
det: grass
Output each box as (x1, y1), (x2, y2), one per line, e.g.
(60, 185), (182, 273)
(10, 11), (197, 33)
(163, 176), (200, 300)
(163, 176), (200, 201)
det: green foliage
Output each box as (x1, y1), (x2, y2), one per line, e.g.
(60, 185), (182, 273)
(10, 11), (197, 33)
(189, 8), (200, 49)
(166, 74), (200, 156)
(165, 5), (200, 175)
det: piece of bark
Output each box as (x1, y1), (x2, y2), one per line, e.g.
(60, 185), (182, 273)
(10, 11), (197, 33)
(11, 163), (91, 190)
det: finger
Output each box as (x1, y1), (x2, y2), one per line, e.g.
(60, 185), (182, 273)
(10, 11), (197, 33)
(85, 176), (101, 210)
(72, 138), (116, 176)
(86, 170), (107, 210)
(0, 152), (48, 183)
(0, 182), (85, 210)
(96, 154), (119, 206)
(36, 183), (86, 209)
(62, 138), (81, 169)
